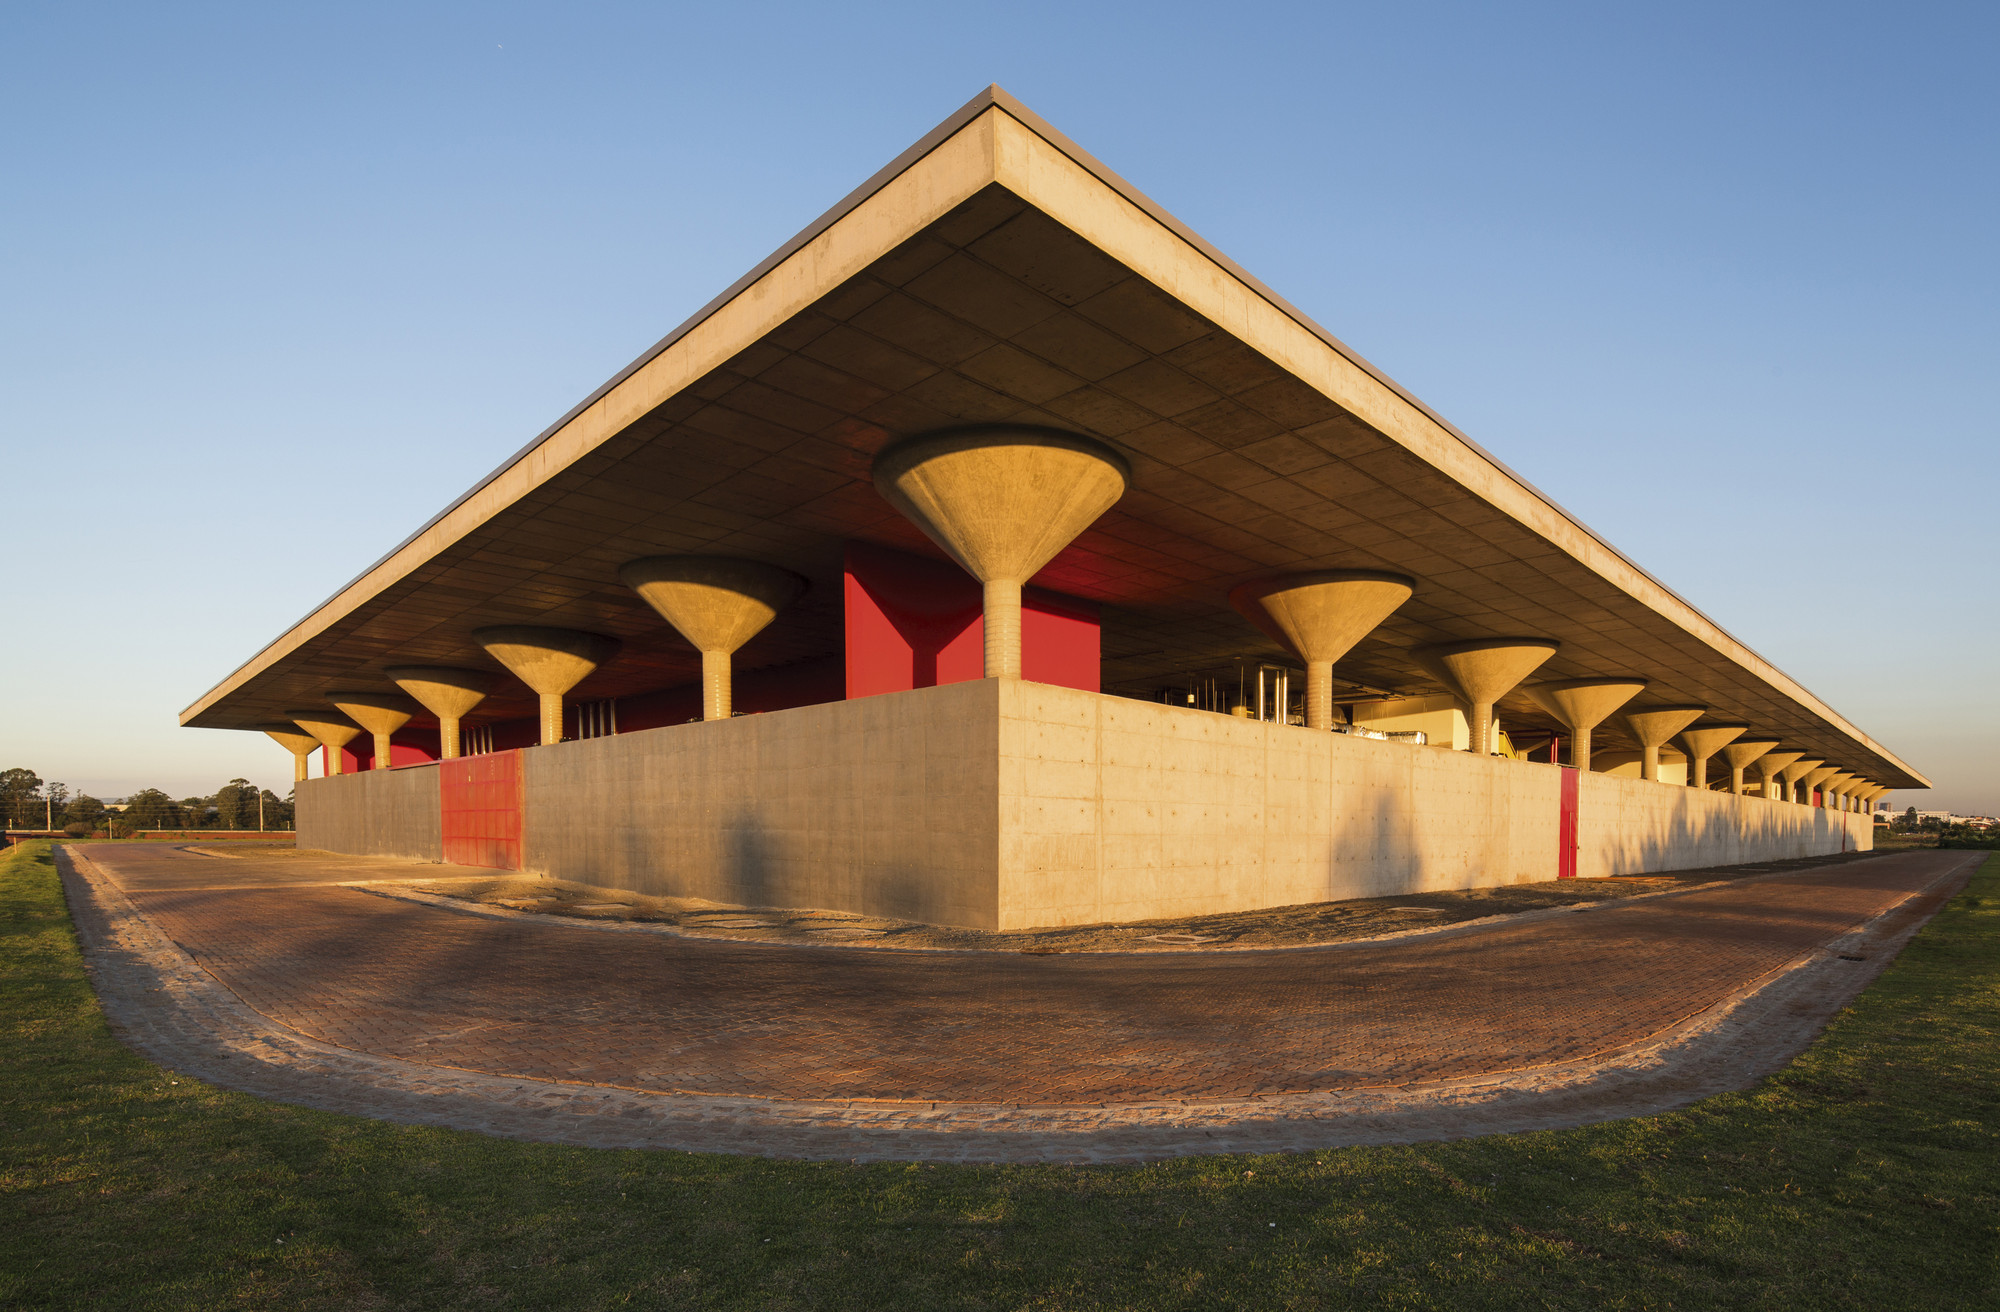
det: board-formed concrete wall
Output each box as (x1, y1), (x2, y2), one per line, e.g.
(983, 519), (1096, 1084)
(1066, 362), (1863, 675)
(1576, 770), (1869, 877)
(997, 680), (1563, 927)
(296, 763), (442, 861)
(295, 680), (1875, 930)
(995, 681), (1872, 928)
(522, 678), (999, 928)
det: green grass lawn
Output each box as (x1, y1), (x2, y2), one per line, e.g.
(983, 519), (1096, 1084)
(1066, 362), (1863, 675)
(3, 841), (1995, 1310)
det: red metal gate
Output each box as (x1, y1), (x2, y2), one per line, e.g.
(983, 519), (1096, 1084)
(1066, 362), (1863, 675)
(1557, 766), (1579, 879)
(440, 750), (522, 870)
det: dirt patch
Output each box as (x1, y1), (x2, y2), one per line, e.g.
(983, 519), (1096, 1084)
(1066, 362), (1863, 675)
(392, 849), (1896, 954)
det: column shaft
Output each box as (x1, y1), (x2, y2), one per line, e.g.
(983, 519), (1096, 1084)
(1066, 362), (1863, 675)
(984, 578), (1023, 679)
(539, 693), (563, 747)
(1466, 701), (1494, 754)
(1306, 661), (1333, 731)
(703, 649), (732, 720)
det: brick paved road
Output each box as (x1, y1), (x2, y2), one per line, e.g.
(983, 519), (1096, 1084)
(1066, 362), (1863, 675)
(88, 845), (1954, 1105)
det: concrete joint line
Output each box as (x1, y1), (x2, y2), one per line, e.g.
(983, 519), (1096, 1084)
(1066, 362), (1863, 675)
(53, 845), (1977, 1164)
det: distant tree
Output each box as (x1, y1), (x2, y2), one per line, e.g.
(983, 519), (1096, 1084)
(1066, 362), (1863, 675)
(259, 788), (294, 830)
(180, 797), (215, 830)
(63, 795), (106, 831)
(0, 769), (42, 827)
(213, 779), (261, 830)
(121, 789), (181, 829)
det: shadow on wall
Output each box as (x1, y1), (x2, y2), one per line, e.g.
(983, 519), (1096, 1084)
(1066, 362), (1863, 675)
(718, 802), (964, 925)
(1582, 780), (1862, 877)
(1322, 778), (1418, 902)
(725, 810), (775, 911)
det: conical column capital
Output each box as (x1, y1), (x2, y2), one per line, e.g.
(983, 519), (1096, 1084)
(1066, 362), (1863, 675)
(258, 724), (321, 756)
(619, 556), (807, 654)
(1412, 638), (1560, 707)
(1718, 737), (1778, 770)
(1623, 705), (1707, 749)
(1228, 570), (1415, 664)
(872, 426), (1128, 585)
(1524, 678), (1646, 732)
(1680, 724), (1749, 760)
(287, 709), (361, 746)
(326, 692), (418, 738)
(473, 626), (620, 696)
(386, 667), (495, 722)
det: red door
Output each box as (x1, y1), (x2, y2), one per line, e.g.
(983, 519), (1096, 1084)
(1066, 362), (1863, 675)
(1557, 766), (1579, 879)
(440, 750), (522, 870)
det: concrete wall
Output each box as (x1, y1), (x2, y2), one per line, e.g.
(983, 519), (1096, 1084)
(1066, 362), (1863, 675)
(998, 682), (1561, 927)
(995, 682), (1869, 928)
(522, 679), (1000, 928)
(296, 763), (442, 861)
(1577, 770), (1870, 877)
(296, 680), (1875, 931)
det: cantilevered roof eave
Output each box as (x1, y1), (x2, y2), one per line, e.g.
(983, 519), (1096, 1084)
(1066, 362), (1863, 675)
(177, 88), (1928, 790)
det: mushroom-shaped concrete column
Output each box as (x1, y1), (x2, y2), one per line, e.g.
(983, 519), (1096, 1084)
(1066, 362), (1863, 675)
(1678, 723), (1748, 791)
(288, 710), (362, 777)
(1718, 738), (1778, 796)
(1411, 639), (1560, 755)
(327, 693), (417, 771)
(259, 724), (321, 783)
(1526, 679), (1647, 771)
(1623, 706), (1706, 782)
(1228, 571), (1415, 730)
(1802, 765), (1841, 807)
(1823, 772), (1858, 810)
(386, 667), (495, 759)
(1754, 750), (1804, 800)
(473, 626), (621, 747)
(872, 427), (1128, 680)
(619, 557), (808, 721)
(1778, 757), (1825, 805)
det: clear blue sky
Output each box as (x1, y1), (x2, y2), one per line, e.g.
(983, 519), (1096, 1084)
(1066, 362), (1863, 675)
(3, 1), (1993, 812)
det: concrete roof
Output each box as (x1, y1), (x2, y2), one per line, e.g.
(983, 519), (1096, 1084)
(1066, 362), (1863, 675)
(181, 87), (1928, 790)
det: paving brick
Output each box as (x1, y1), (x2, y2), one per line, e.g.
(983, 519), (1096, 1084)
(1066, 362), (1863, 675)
(87, 844), (1950, 1107)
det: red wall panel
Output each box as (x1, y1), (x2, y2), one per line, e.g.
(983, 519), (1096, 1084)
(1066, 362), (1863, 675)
(843, 541), (1099, 698)
(440, 749), (522, 870)
(1557, 766), (1579, 880)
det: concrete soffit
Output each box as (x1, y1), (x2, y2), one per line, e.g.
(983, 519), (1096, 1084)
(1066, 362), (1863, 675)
(176, 86), (1927, 789)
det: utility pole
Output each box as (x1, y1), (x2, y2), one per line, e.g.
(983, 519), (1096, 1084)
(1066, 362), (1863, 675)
(258, 791), (265, 832)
